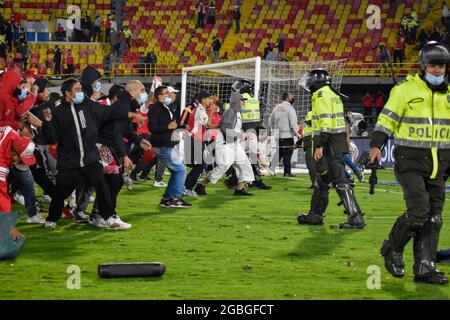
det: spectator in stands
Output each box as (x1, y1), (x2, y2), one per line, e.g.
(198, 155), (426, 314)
(393, 33), (405, 63)
(266, 46), (278, 61)
(212, 36), (221, 63)
(85, 15), (92, 42)
(263, 43), (271, 59)
(0, 0), (4, 8)
(111, 16), (118, 33)
(430, 28), (442, 42)
(418, 29), (428, 49)
(10, 9), (20, 46)
(92, 15), (101, 42)
(66, 49), (75, 76)
(207, 1), (216, 25)
(139, 52), (146, 75)
(443, 2), (449, 27)
(118, 29), (126, 57)
(375, 91), (384, 116)
(374, 44), (389, 76)
(232, 5), (241, 33)
(0, 34), (6, 60)
(110, 29), (119, 56)
(277, 35), (285, 58)
(362, 92), (373, 124)
(2, 22), (12, 52)
(123, 26), (132, 49)
(407, 11), (419, 44)
(18, 27), (26, 44)
(53, 45), (62, 75)
(55, 23), (66, 42)
(17, 42), (30, 70)
(105, 15), (112, 42)
(196, 1), (205, 28)
(145, 51), (157, 76)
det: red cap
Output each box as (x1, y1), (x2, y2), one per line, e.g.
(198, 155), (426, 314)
(12, 136), (36, 166)
(23, 69), (42, 80)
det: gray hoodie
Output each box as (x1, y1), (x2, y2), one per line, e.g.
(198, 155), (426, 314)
(269, 100), (300, 139)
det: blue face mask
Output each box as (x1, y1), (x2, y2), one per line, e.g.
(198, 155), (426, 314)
(94, 82), (102, 93)
(164, 97), (173, 106)
(18, 89), (27, 101)
(425, 72), (445, 86)
(74, 92), (85, 104)
(137, 92), (148, 106)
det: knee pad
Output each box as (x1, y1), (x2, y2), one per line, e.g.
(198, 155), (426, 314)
(429, 214), (443, 231)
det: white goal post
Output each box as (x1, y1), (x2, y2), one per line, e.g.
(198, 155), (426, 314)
(181, 57), (262, 114)
(181, 57), (346, 126)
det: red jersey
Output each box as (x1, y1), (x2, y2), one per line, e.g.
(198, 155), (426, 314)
(66, 53), (74, 65)
(203, 109), (221, 141)
(375, 95), (384, 108)
(362, 95), (372, 108)
(134, 108), (150, 136)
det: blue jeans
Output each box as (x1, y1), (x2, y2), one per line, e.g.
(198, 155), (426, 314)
(10, 167), (37, 217)
(152, 147), (186, 199)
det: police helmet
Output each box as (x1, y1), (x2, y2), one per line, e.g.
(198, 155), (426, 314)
(231, 80), (253, 95)
(419, 41), (450, 71)
(305, 69), (331, 92)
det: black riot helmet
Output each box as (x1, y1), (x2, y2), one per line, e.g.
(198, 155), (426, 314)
(231, 80), (253, 95)
(305, 69), (331, 93)
(419, 41), (450, 72)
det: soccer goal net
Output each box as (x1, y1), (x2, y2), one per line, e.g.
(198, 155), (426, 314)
(181, 57), (347, 126)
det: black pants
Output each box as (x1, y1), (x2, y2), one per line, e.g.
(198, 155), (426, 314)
(29, 148), (57, 199)
(393, 49), (404, 63)
(185, 137), (206, 190)
(93, 171), (124, 215)
(386, 170), (445, 275)
(47, 162), (115, 222)
(106, 29), (111, 42)
(67, 64), (74, 75)
(279, 138), (294, 175)
(54, 62), (61, 75)
(364, 107), (372, 123)
(92, 26), (101, 42)
(304, 144), (317, 185)
(309, 147), (357, 216)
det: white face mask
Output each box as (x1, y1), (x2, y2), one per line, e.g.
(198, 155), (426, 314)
(164, 97), (173, 105)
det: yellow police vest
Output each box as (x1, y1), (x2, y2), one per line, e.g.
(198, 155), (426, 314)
(241, 93), (261, 123)
(303, 111), (314, 137)
(375, 73), (450, 178)
(311, 85), (346, 135)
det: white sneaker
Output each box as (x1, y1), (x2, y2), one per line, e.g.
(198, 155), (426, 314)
(13, 193), (25, 205)
(40, 194), (52, 203)
(106, 215), (132, 230)
(153, 181), (167, 188)
(89, 213), (107, 228)
(183, 188), (197, 197)
(44, 221), (57, 229)
(27, 214), (46, 224)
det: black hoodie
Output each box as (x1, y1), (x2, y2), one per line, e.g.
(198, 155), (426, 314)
(80, 65), (102, 98)
(42, 96), (129, 170)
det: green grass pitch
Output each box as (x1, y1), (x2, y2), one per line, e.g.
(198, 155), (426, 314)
(1, 170), (450, 299)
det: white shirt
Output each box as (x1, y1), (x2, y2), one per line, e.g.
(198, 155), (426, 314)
(443, 5), (448, 17)
(191, 104), (208, 135)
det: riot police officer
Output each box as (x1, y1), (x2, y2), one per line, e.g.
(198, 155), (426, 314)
(370, 41), (450, 284)
(297, 69), (365, 228)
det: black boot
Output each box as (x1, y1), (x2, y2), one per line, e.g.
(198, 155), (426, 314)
(413, 214), (448, 285)
(380, 240), (405, 277)
(194, 184), (207, 196)
(254, 179), (272, 190)
(381, 214), (421, 278)
(297, 212), (324, 225)
(335, 183), (365, 229)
